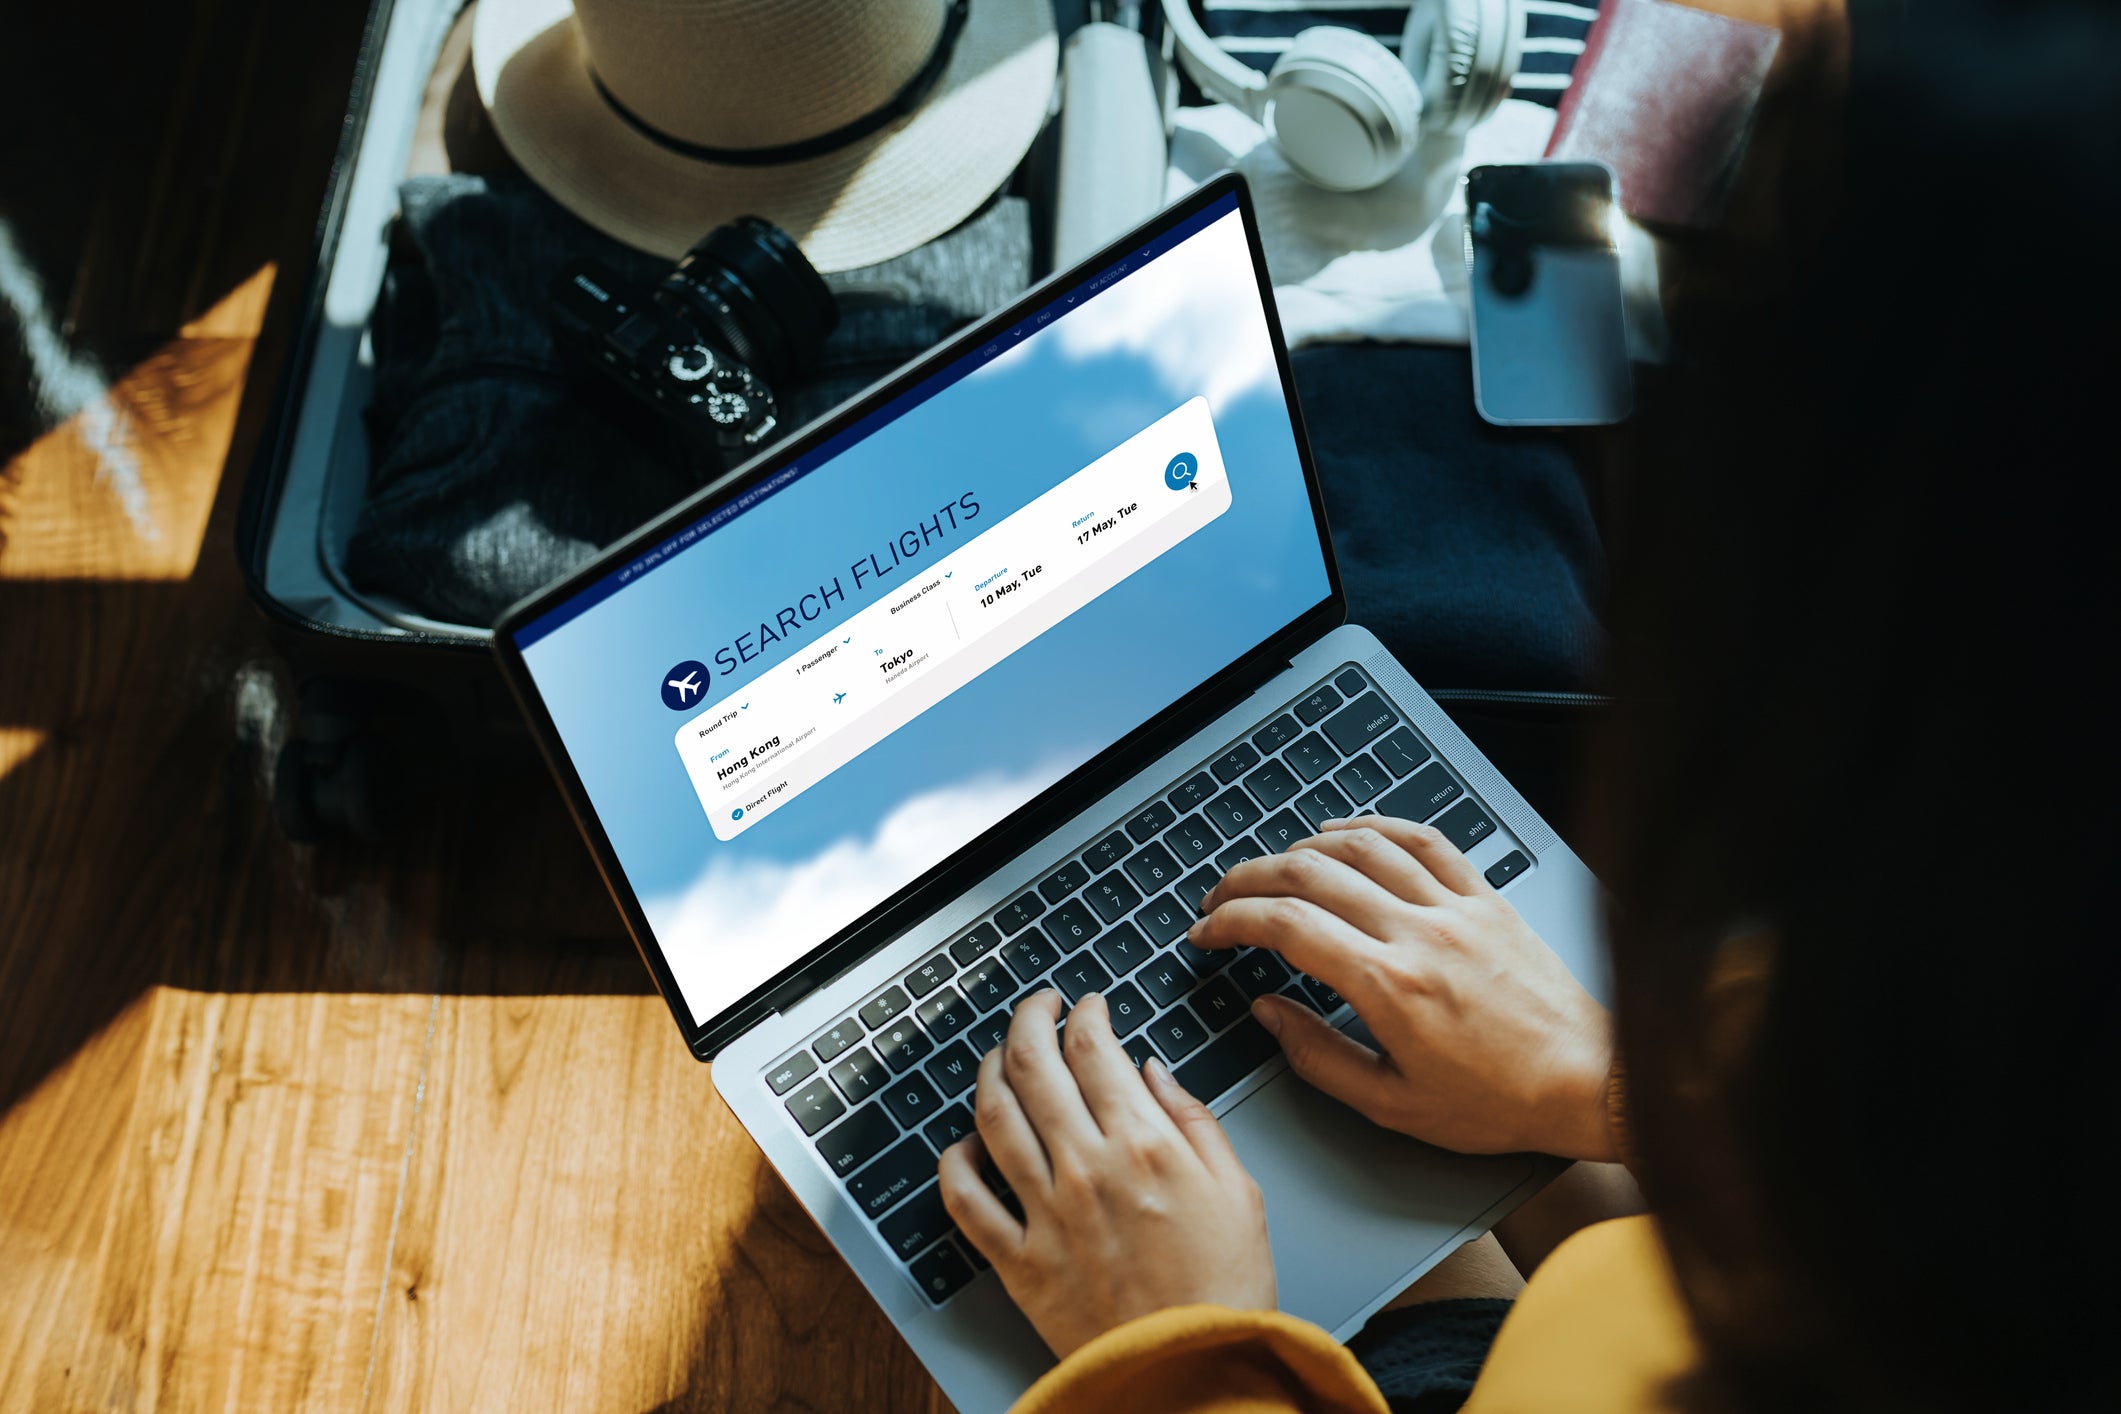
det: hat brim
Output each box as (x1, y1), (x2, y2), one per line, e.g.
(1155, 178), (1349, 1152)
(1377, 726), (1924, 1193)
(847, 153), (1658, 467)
(473, 0), (1057, 272)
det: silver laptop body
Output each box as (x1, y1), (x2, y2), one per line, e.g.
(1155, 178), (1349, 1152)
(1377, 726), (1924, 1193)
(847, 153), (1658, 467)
(496, 175), (1606, 1414)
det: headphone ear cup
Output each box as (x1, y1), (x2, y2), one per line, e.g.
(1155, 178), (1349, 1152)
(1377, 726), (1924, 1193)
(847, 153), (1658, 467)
(1264, 25), (1425, 191)
(1403, 0), (1524, 135)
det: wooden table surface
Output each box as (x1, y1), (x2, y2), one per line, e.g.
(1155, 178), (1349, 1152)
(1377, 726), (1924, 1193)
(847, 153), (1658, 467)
(0, 5), (951, 1409)
(0, 285), (956, 1414)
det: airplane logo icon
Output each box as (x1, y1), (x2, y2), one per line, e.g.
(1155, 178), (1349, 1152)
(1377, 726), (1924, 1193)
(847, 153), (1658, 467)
(833, 692), (846, 703)
(660, 660), (710, 711)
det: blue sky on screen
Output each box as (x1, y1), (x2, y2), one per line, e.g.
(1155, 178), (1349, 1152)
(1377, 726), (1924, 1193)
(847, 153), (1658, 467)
(519, 210), (1332, 1022)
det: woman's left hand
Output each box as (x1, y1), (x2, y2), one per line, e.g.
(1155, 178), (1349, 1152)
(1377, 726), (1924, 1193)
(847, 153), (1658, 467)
(938, 989), (1278, 1359)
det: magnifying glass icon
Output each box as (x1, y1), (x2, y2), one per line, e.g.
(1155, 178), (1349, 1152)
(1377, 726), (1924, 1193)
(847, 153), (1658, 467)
(1164, 453), (1198, 491)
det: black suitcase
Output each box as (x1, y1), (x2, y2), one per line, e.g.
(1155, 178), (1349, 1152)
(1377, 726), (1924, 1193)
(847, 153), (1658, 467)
(236, 0), (533, 841)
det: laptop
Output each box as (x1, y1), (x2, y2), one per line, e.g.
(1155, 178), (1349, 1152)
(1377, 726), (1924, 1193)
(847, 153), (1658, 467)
(493, 174), (1607, 1412)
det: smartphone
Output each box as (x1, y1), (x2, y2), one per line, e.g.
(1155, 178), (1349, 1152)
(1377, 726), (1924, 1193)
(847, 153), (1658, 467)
(1464, 162), (1632, 426)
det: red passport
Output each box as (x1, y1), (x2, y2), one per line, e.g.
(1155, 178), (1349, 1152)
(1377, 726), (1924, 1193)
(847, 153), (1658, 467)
(1545, 0), (1781, 228)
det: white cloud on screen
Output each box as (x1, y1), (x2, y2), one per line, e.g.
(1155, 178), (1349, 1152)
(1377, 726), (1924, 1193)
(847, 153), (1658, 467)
(981, 214), (1278, 414)
(646, 758), (1075, 1021)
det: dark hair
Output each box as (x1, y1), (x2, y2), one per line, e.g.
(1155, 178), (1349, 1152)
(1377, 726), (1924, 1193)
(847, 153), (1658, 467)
(1586, 3), (2118, 1411)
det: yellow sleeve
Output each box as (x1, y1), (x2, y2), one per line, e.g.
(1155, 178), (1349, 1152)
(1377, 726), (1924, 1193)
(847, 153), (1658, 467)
(1013, 1304), (1390, 1414)
(1012, 1218), (1700, 1414)
(1459, 1217), (1702, 1414)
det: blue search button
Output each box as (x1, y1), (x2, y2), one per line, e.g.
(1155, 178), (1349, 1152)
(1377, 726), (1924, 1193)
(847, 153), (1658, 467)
(1164, 452), (1198, 491)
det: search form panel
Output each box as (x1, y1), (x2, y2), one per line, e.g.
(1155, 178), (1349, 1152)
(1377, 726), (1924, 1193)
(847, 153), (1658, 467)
(675, 396), (1232, 839)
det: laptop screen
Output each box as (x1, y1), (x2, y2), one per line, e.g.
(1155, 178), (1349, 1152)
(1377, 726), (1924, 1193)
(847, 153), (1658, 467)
(510, 191), (1332, 1030)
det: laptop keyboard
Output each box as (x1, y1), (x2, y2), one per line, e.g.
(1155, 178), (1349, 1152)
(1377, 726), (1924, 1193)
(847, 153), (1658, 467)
(764, 664), (1531, 1307)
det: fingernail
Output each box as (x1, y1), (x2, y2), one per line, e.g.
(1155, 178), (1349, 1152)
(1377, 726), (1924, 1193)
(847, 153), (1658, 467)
(1186, 918), (1204, 943)
(1252, 998), (1282, 1035)
(1144, 1056), (1171, 1082)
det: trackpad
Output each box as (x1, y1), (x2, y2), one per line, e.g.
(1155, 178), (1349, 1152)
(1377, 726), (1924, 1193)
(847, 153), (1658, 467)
(1221, 1069), (1536, 1336)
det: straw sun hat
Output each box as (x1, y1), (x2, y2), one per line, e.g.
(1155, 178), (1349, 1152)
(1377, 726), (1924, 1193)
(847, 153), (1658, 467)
(473, 0), (1058, 272)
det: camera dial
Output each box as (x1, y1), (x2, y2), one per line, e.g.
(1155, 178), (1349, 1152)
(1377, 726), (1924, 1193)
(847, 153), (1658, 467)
(549, 217), (835, 480)
(667, 346), (716, 381)
(684, 361), (777, 448)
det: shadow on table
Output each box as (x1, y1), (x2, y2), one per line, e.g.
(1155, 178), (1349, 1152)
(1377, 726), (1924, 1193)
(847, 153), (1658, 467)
(637, 1162), (958, 1414)
(0, 567), (648, 1115)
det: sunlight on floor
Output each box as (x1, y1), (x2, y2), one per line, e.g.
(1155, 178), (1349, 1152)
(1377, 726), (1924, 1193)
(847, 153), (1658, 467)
(0, 264), (275, 582)
(0, 987), (745, 1412)
(0, 987), (430, 1411)
(0, 728), (45, 785)
(0, 990), (157, 1410)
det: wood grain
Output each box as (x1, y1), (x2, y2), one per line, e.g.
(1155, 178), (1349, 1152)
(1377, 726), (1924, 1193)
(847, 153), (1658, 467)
(370, 994), (949, 1414)
(0, 302), (950, 1413)
(0, 9), (951, 1406)
(0, 268), (260, 582)
(0, 250), (429, 1408)
(0, 991), (436, 1412)
(0, 994), (160, 1412)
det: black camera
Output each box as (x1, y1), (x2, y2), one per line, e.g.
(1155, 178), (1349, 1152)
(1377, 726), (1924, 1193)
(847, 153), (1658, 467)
(550, 217), (838, 473)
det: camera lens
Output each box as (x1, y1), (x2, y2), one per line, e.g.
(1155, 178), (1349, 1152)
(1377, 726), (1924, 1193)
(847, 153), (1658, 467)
(660, 217), (837, 384)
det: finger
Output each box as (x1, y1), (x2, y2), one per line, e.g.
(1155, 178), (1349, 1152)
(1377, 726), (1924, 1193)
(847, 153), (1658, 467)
(1285, 824), (1454, 907)
(1141, 1055), (1245, 1179)
(1202, 846), (1417, 937)
(973, 1038), (1053, 1197)
(939, 1133), (1025, 1263)
(1250, 994), (1402, 1123)
(1060, 993), (1180, 1138)
(999, 989), (1103, 1157)
(1327, 815), (1486, 896)
(1186, 895), (1383, 1005)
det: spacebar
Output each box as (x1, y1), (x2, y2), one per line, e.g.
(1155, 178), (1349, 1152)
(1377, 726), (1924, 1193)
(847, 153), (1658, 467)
(1172, 1017), (1280, 1104)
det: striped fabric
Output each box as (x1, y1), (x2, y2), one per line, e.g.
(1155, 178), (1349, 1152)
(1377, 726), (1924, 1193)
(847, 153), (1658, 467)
(1197, 0), (1600, 108)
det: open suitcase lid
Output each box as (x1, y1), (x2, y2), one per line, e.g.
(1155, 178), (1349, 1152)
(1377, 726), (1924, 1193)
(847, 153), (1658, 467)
(237, 0), (493, 651)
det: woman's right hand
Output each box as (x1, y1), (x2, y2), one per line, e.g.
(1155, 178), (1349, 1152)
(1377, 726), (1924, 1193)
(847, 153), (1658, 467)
(1187, 815), (1617, 1161)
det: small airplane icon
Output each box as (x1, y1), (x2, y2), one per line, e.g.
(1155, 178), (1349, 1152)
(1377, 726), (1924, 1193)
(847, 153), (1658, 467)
(666, 671), (701, 703)
(833, 692), (846, 703)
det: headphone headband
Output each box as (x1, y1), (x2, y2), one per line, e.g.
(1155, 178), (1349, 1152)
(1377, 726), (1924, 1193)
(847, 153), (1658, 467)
(1159, 0), (1525, 188)
(1160, 0), (1268, 122)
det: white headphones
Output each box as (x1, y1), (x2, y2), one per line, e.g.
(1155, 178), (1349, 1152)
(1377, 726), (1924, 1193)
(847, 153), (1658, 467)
(1160, 0), (1527, 191)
